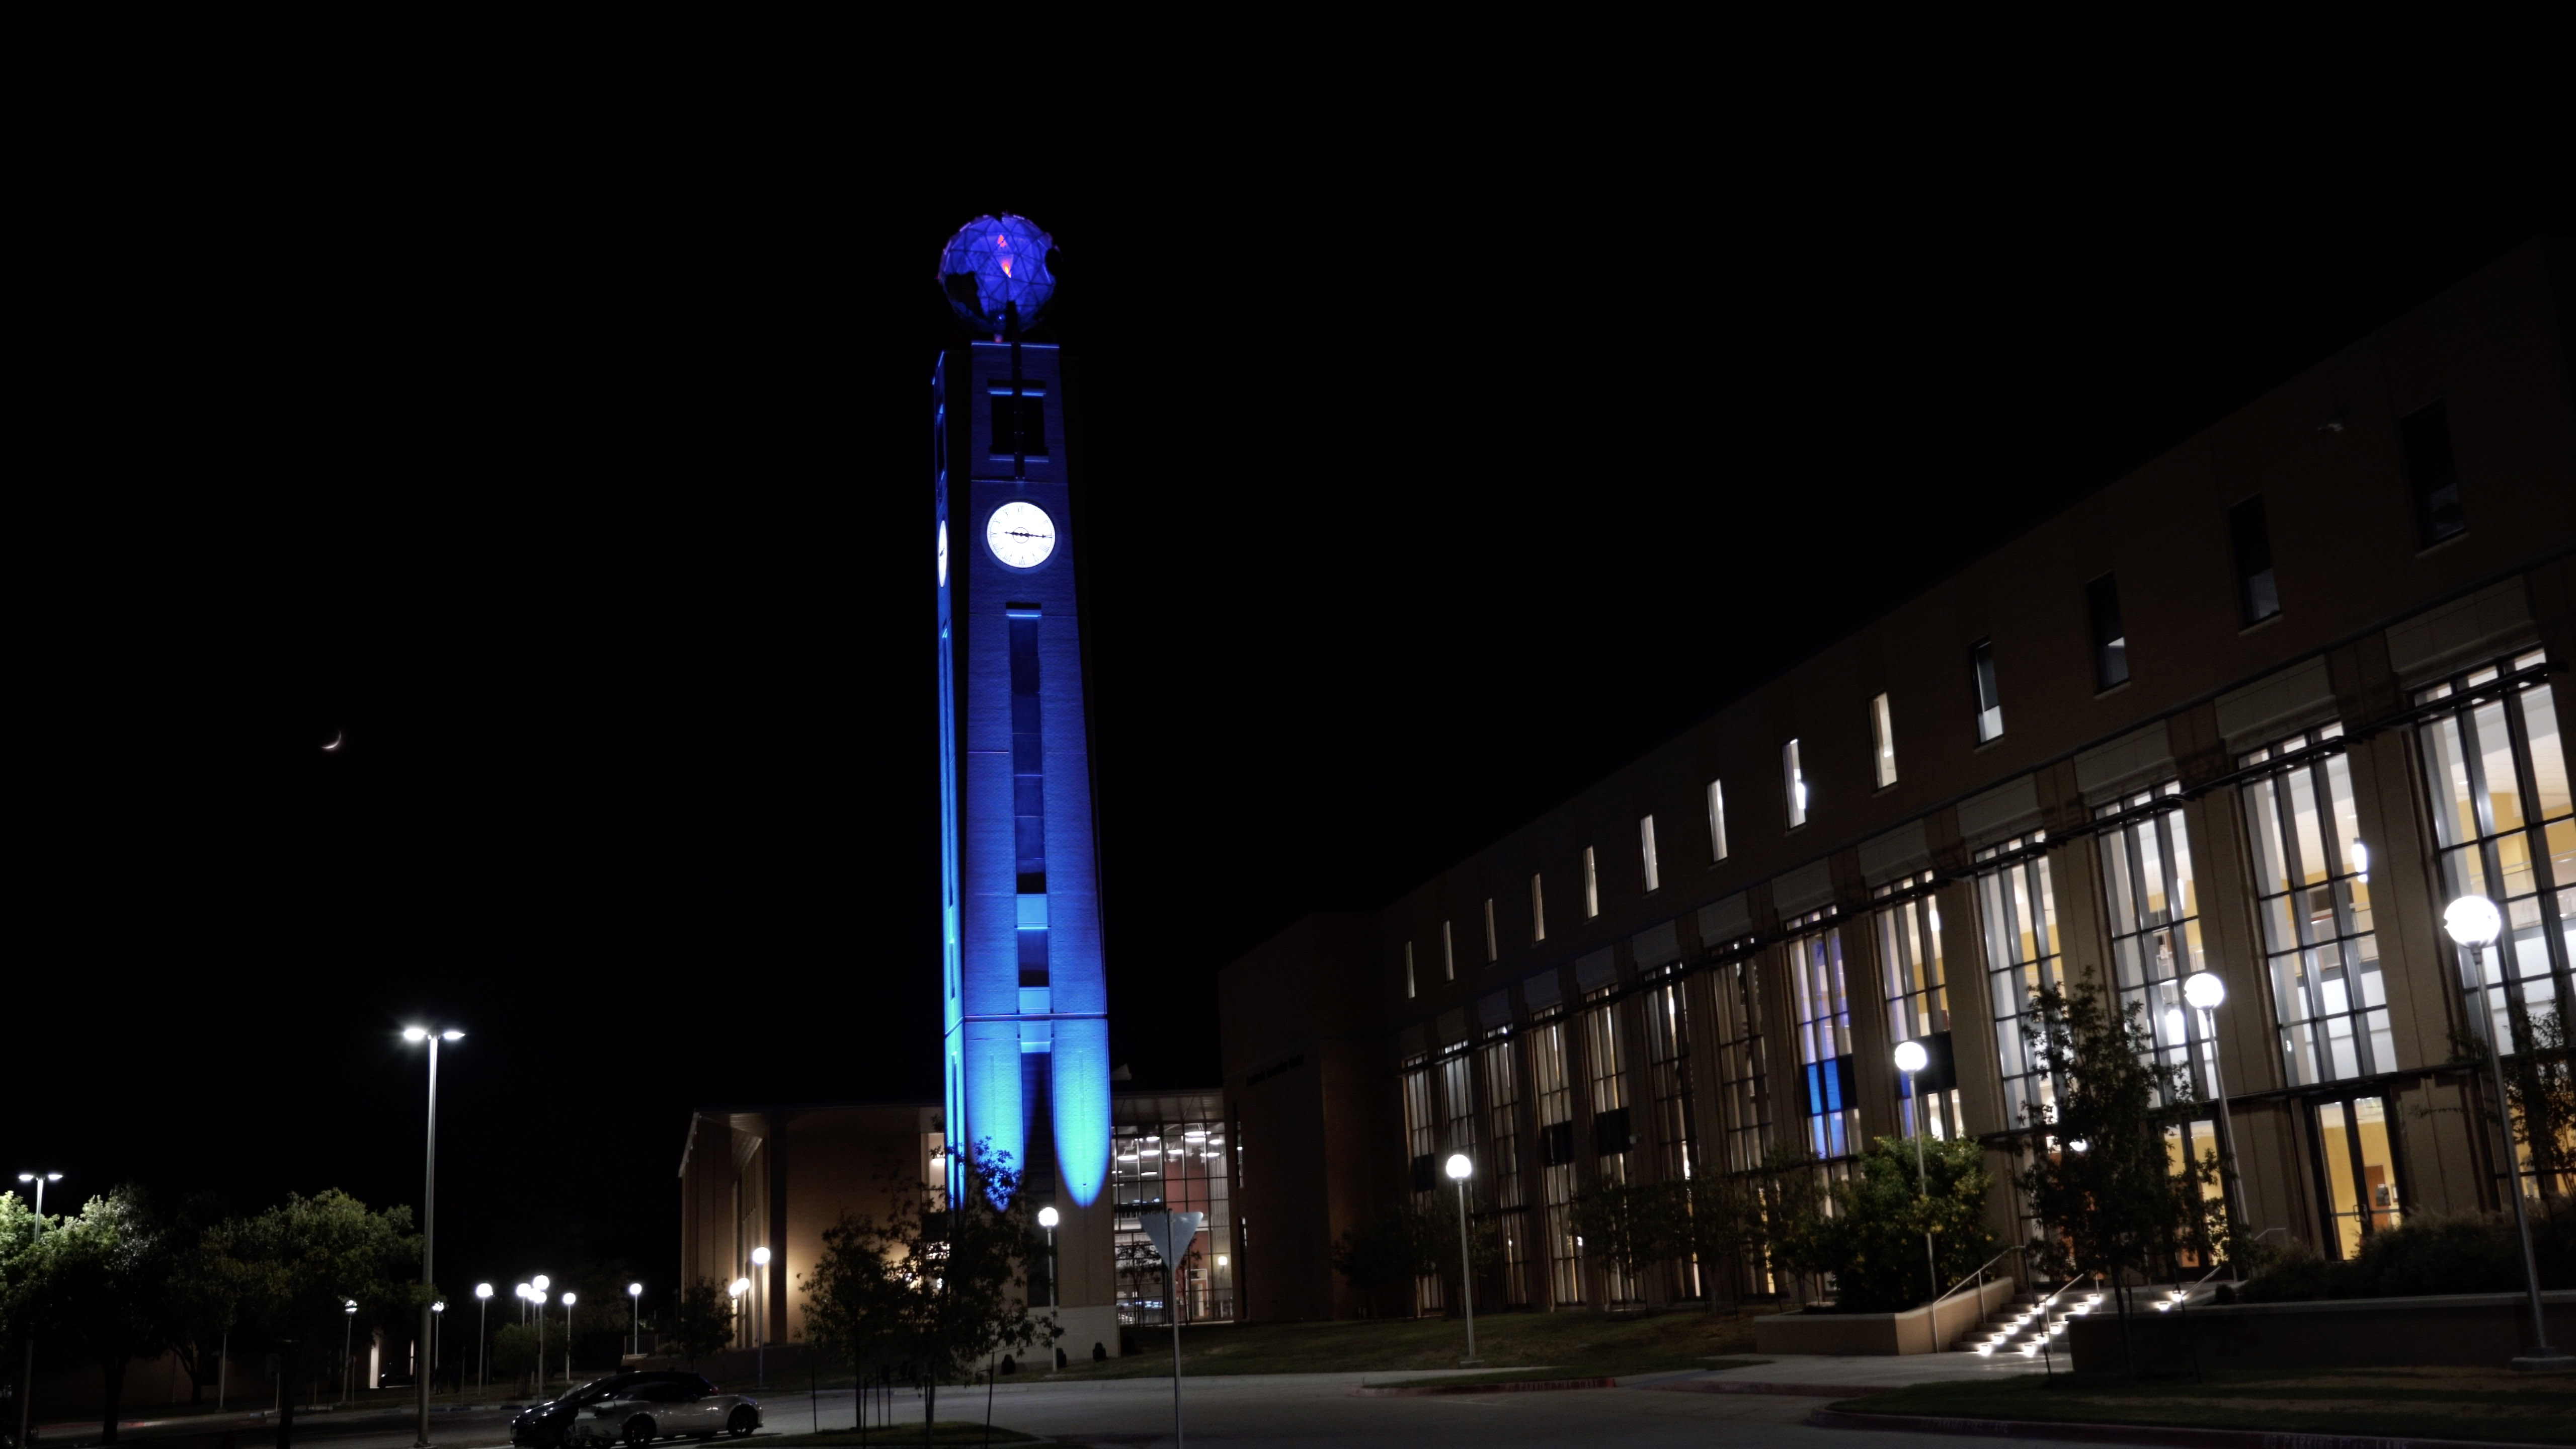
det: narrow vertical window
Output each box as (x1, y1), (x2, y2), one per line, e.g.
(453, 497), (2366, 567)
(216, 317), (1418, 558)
(1639, 815), (1661, 893)
(2087, 573), (2129, 691)
(1441, 921), (1456, 981)
(1870, 693), (1898, 789)
(1582, 847), (1600, 917)
(1530, 873), (1548, 942)
(1007, 607), (1050, 989)
(1706, 780), (1729, 861)
(1404, 942), (1417, 999)
(2229, 496), (2280, 625)
(1782, 739), (1807, 828)
(1484, 898), (1499, 961)
(2399, 400), (2467, 546)
(1971, 639), (2004, 743)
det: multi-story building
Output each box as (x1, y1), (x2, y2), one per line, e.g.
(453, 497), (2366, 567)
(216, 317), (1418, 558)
(1219, 235), (2576, 1322)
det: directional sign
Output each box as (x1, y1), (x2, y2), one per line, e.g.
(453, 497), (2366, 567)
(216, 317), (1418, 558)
(1138, 1210), (1206, 1266)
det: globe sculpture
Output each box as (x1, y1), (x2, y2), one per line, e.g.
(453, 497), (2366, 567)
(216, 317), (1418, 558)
(937, 214), (1058, 336)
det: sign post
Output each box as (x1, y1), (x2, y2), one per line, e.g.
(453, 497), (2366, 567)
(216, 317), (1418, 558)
(1139, 1210), (1206, 1448)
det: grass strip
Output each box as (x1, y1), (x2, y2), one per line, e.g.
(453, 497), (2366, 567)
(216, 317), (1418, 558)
(1370, 1358), (1767, 1392)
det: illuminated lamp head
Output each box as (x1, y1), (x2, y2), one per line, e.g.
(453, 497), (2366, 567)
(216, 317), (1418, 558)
(936, 214), (1059, 338)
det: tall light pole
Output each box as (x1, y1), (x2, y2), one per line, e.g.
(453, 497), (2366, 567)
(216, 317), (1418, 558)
(342, 1301), (359, 1405)
(559, 1294), (575, 1389)
(15, 1170), (62, 1449)
(2446, 895), (2574, 1371)
(1036, 1209), (1059, 1311)
(431, 1301), (445, 1391)
(401, 1025), (463, 1448)
(1893, 1040), (1941, 1347)
(531, 1289), (549, 1395)
(2182, 971), (2245, 1237)
(749, 1248), (771, 1389)
(1443, 1154), (1480, 1366)
(627, 1283), (643, 1361)
(475, 1283), (494, 1399)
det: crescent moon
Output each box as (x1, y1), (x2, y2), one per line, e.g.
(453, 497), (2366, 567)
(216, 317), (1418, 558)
(323, 731), (344, 752)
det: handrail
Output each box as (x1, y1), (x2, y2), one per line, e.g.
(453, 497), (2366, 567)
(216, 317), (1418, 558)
(1934, 1244), (2021, 1304)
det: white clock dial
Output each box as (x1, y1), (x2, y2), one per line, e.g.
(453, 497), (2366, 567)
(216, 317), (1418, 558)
(985, 500), (1058, 569)
(937, 519), (948, 586)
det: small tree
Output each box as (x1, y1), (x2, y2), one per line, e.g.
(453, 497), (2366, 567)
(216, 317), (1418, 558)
(666, 1279), (737, 1364)
(1328, 1203), (1436, 1315)
(489, 1322), (542, 1392)
(15, 1185), (188, 1443)
(2469, 1005), (2576, 1200)
(222, 1190), (425, 1448)
(1785, 1136), (1995, 1312)
(1567, 1181), (1690, 1306)
(2017, 981), (2219, 1370)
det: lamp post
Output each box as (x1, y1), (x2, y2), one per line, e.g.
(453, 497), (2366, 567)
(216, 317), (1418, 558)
(400, 1025), (463, 1448)
(1892, 1040), (1941, 1348)
(2446, 895), (2575, 1371)
(1443, 1153), (1480, 1366)
(1036, 1208), (1060, 1311)
(728, 1279), (749, 1376)
(432, 1301), (445, 1391)
(15, 1171), (62, 1449)
(628, 1283), (643, 1360)
(531, 1288), (549, 1395)
(340, 1301), (358, 1405)
(475, 1284), (494, 1398)
(750, 1246), (772, 1388)
(559, 1293), (574, 1389)
(2181, 972), (2245, 1242)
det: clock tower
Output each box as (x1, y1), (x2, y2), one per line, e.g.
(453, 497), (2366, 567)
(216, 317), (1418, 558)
(932, 214), (1115, 1346)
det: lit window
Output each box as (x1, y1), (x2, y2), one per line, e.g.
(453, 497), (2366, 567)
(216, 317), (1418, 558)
(1484, 898), (1498, 961)
(1404, 942), (1416, 999)
(2087, 574), (2129, 690)
(1582, 847), (1600, 918)
(2229, 496), (2280, 625)
(1971, 640), (2004, 744)
(1783, 739), (1807, 828)
(1530, 873), (1547, 943)
(1639, 815), (1660, 894)
(1870, 693), (1898, 790)
(1706, 780), (1729, 861)
(1441, 920), (1456, 981)
(2399, 400), (2466, 546)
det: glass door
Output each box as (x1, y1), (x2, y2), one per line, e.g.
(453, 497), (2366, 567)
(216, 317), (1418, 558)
(2312, 1095), (2402, 1258)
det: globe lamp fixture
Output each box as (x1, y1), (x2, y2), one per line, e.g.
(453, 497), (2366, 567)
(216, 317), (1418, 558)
(1037, 1206), (1060, 1229)
(475, 1283), (493, 1301)
(532, 1275), (549, 1292)
(2184, 972), (2227, 1011)
(1892, 1039), (1930, 1075)
(628, 1282), (643, 1299)
(2446, 895), (2504, 949)
(1445, 1153), (1474, 1182)
(751, 1246), (771, 1267)
(936, 214), (1059, 338)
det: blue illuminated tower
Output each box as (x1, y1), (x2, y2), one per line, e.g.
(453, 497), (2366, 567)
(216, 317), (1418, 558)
(933, 216), (1111, 1219)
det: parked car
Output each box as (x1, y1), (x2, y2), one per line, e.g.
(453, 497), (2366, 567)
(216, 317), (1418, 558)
(568, 1379), (762, 1446)
(512, 1372), (740, 1448)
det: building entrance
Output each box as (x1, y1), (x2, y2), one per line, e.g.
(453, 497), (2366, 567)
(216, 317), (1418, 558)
(2313, 1095), (2402, 1257)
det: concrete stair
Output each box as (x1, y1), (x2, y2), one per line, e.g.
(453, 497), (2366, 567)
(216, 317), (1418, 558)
(1968, 1287), (2106, 1358)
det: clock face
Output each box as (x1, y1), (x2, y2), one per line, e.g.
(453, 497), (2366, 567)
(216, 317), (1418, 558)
(937, 519), (948, 586)
(985, 501), (1058, 569)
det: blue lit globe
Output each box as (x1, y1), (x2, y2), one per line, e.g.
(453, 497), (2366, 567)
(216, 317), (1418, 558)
(936, 214), (1058, 336)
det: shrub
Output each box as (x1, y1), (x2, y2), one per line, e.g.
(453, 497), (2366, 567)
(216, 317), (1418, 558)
(2239, 1212), (2565, 1302)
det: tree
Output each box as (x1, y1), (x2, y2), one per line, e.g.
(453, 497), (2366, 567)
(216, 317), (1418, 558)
(1781, 1136), (1995, 1312)
(489, 1322), (542, 1391)
(160, 1194), (240, 1406)
(1328, 1203), (1436, 1314)
(12, 1186), (188, 1443)
(2471, 1005), (2576, 1200)
(794, 1141), (1054, 1445)
(666, 1279), (737, 1364)
(1568, 1180), (1691, 1305)
(2016, 981), (2220, 1370)
(222, 1191), (423, 1448)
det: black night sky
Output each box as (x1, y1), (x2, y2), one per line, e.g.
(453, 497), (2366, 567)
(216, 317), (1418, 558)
(19, 20), (2576, 1292)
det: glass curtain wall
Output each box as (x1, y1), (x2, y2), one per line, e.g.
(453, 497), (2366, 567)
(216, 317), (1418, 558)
(2418, 650), (2572, 1196)
(1108, 1102), (1235, 1325)
(1712, 956), (1770, 1174)
(2160, 1118), (2228, 1266)
(1479, 1034), (1531, 1306)
(1401, 1065), (1444, 1313)
(1581, 992), (1640, 1301)
(1786, 916), (1859, 1171)
(1642, 977), (1700, 1299)
(2313, 1094), (2403, 1257)
(2241, 723), (2392, 1083)
(1531, 1019), (1584, 1306)
(2098, 786), (2216, 1104)
(1976, 835), (2063, 1132)
(1875, 875), (1961, 1139)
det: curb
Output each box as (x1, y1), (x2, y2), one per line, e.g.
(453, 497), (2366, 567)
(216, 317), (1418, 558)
(1353, 1376), (1618, 1397)
(1648, 1379), (1876, 1397)
(1806, 1407), (2556, 1449)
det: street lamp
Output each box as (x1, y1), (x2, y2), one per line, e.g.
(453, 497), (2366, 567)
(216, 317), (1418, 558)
(432, 1301), (445, 1390)
(531, 1289), (549, 1394)
(749, 1248), (771, 1388)
(628, 1283), (643, 1360)
(400, 1025), (463, 1448)
(1037, 1208), (1060, 1312)
(1443, 1153), (1480, 1366)
(2446, 895), (2573, 1371)
(559, 1293), (575, 1389)
(15, 1170), (62, 1449)
(2181, 971), (2245, 1239)
(1892, 1040), (1941, 1347)
(475, 1284), (494, 1398)
(343, 1301), (359, 1406)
